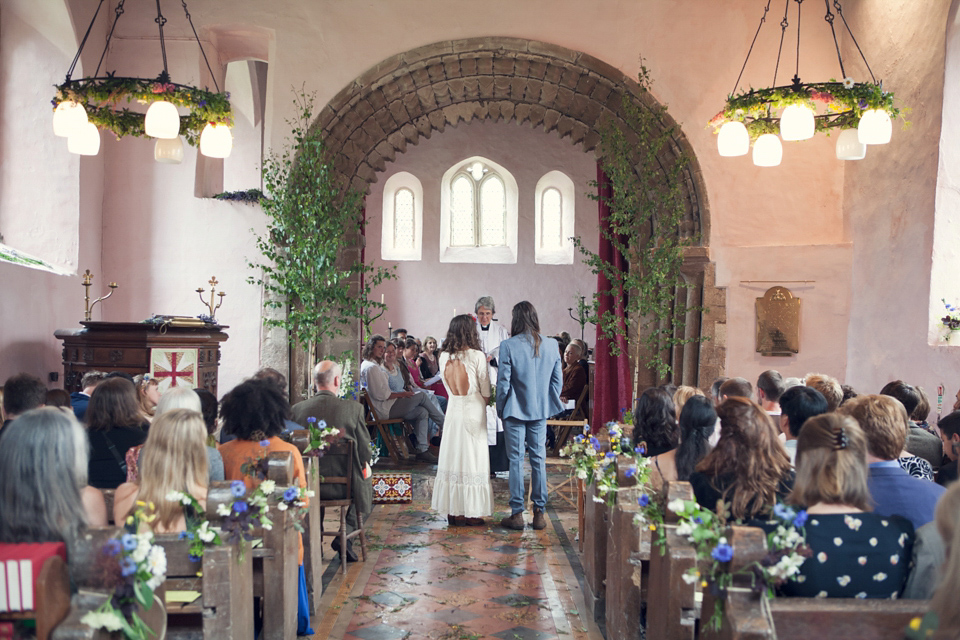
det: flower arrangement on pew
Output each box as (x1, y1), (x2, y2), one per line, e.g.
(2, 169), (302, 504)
(941, 299), (960, 341)
(80, 507), (167, 639)
(594, 422), (653, 507)
(302, 416), (342, 457)
(666, 497), (811, 631)
(241, 452), (315, 532)
(164, 490), (221, 565)
(217, 479), (273, 562)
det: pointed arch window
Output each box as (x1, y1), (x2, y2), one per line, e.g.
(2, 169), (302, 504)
(535, 171), (575, 264)
(381, 172), (423, 261)
(440, 158), (518, 263)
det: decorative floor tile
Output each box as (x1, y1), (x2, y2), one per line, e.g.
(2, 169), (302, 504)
(492, 626), (559, 640)
(346, 623), (411, 640)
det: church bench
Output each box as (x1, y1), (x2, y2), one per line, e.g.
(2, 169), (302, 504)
(698, 526), (929, 640)
(580, 436), (613, 623)
(288, 429), (325, 616)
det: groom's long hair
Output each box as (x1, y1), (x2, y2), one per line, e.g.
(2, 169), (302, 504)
(510, 301), (542, 357)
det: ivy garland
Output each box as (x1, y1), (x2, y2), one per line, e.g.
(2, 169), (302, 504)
(53, 77), (233, 147)
(708, 80), (901, 139)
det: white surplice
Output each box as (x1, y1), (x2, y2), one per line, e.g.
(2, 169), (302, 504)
(476, 320), (509, 444)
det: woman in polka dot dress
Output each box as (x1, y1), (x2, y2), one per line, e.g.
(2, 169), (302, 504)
(778, 413), (914, 598)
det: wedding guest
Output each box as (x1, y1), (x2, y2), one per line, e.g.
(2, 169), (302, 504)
(71, 370), (107, 421)
(1, 373), (46, 436)
(155, 386), (224, 483)
(634, 387), (679, 457)
(937, 410), (960, 486)
(672, 385), (704, 420)
(44, 388), (72, 409)
(85, 377), (148, 489)
(756, 370), (785, 417)
(804, 373), (842, 412)
(113, 409), (208, 533)
(133, 373), (160, 422)
(921, 482), (960, 637)
(709, 376), (729, 407)
(781, 413), (913, 598)
(431, 315), (494, 527)
(778, 385), (828, 465)
(719, 377), (752, 401)
(418, 335), (448, 400)
(650, 395), (716, 489)
(690, 397), (793, 520)
(880, 380), (942, 472)
(360, 334), (387, 389)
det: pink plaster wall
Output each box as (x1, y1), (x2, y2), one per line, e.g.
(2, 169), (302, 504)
(365, 120), (598, 342)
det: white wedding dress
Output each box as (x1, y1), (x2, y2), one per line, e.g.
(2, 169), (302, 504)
(430, 348), (494, 518)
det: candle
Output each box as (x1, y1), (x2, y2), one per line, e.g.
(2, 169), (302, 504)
(381, 293), (384, 305)
(453, 308), (456, 316)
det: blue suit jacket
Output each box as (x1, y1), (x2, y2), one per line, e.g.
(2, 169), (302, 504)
(496, 333), (563, 421)
(868, 462), (945, 530)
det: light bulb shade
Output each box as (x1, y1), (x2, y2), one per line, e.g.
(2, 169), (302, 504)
(717, 121), (750, 157)
(752, 133), (782, 167)
(199, 123), (233, 158)
(836, 128), (867, 160)
(857, 109), (892, 145)
(67, 121), (100, 155)
(154, 136), (184, 164)
(145, 101), (181, 138)
(779, 104), (815, 141)
(52, 101), (88, 137)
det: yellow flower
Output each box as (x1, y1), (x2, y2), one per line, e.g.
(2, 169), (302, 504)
(701, 580), (708, 588)
(135, 500), (147, 507)
(909, 617), (922, 631)
(648, 525), (657, 531)
(126, 516), (135, 526)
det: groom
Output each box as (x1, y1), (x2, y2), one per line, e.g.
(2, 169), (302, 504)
(496, 301), (563, 530)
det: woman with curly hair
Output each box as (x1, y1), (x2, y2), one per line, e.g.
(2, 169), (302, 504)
(649, 395), (716, 489)
(634, 387), (680, 458)
(690, 396), (794, 520)
(431, 314), (494, 527)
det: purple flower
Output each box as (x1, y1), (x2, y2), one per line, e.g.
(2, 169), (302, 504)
(624, 467), (637, 478)
(232, 500), (249, 514)
(638, 493), (650, 507)
(230, 480), (246, 497)
(711, 543), (734, 563)
(120, 533), (137, 551)
(283, 487), (299, 501)
(793, 510), (808, 528)
(103, 539), (122, 556)
(605, 451), (616, 459)
(634, 445), (646, 456)
(858, 99), (868, 109)
(259, 439), (270, 447)
(589, 437), (600, 448)
(178, 531), (195, 540)
(120, 557), (137, 577)
(773, 503), (796, 522)
(189, 553), (202, 562)
(307, 416), (317, 423)
(693, 516), (703, 524)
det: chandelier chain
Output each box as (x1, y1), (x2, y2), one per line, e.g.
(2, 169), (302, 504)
(180, 0), (221, 93)
(65, 0), (106, 83)
(793, 0), (804, 84)
(823, 0), (846, 79)
(773, 0), (790, 87)
(731, 0), (773, 97)
(832, 0), (877, 84)
(154, 0), (169, 81)
(94, 0), (127, 79)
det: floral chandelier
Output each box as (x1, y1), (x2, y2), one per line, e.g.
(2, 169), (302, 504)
(709, 0), (902, 167)
(51, 0), (233, 164)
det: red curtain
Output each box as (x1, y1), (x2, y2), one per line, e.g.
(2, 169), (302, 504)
(591, 165), (631, 431)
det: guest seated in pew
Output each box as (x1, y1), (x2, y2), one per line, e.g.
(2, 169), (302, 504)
(133, 373), (161, 423)
(292, 360), (373, 563)
(937, 410), (960, 486)
(218, 378), (313, 636)
(44, 388), (72, 409)
(838, 394), (945, 529)
(690, 397), (794, 520)
(559, 341), (587, 408)
(778, 413), (913, 599)
(113, 409), (208, 532)
(880, 380), (943, 473)
(805, 373), (843, 412)
(155, 386), (224, 483)
(778, 385), (828, 466)
(85, 377), (149, 489)
(634, 387), (680, 458)
(360, 334), (387, 389)
(649, 395), (715, 489)
(671, 385), (703, 420)
(418, 335), (449, 401)
(0, 407), (106, 549)
(0, 373), (47, 439)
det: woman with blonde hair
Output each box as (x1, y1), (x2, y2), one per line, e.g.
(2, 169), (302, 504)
(781, 413), (913, 598)
(133, 373), (161, 421)
(672, 385), (704, 419)
(113, 409), (208, 532)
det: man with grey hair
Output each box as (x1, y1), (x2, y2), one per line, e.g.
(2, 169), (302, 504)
(71, 370), (108, 421)
(292, 360), (373, 563)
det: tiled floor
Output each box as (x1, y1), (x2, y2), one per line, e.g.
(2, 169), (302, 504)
(308, 464), (602, 640)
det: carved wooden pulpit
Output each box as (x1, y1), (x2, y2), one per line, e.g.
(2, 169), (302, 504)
(54, 321), (229, 395)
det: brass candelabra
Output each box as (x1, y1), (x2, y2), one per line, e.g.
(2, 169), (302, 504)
(82, 269), (118, 322)
(196, 276), (226, 320)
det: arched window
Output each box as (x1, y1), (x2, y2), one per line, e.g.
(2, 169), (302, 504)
(535, 171), (576, 264)
(440, 158), (518, 263)
(381, 172), (422, 261)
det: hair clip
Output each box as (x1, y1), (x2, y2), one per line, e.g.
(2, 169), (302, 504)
(833, 427), (848, 451)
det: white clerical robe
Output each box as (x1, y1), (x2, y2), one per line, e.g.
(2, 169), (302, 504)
(477, 321), (510, 444)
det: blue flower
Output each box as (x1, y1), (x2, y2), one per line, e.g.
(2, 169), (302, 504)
(103, 539), (122, 556)
(120, 557), (137, 577)
(573, 435), (584, 444)
(624, 467), (637, 478)
(230, 480), (246, 497)
(711, 543), (734, 563)
(773, 503), (796, 522)
(605, 451), (616, 459)
(317, 420), (327, 429)
(589, 437), (600, 448)
(634, 445), (646, 456)
(307, 416), (317, 423)
(259, 439), (270, 447)
(233, 500), (249, 514)
(693, 516), (703, 524)
(638, 493), (650, 507)
(178, 531), (195, 541)
(793, 510), (808, 528)
(120, 533), (137, 551)
(283, 487), (299, 501)
(608, 428), (618, 437)
(189, 553), (202, 562)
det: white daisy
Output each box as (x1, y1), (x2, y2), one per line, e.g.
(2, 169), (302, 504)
(843, 515), (862, 530)
(843, 77), (855, 89)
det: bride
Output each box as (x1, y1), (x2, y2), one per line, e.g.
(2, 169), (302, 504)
(431, 314), (494, 526)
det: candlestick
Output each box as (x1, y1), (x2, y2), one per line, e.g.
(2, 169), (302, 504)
(381, 293), (384, 304)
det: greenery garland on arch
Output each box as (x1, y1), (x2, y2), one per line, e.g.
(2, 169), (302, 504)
(53, 76), (232, 146)
(708, 80), (902, 140)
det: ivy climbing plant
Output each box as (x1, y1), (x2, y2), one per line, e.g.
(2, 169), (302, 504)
(249, 89), (394, 364)
(574, 63), (701, 380)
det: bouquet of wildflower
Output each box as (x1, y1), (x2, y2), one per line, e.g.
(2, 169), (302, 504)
(215, 480), (273, 561)
(302, 416), (342, 457)
(941, 299), (960, 340)
(558, 427), (601, 484)
(165, 490), (221, 564)
(256, 478), (314, 532)
(593, 422), (653, 507)
(632, 491), (666, 549)
(80, 528), (166, 639)
(337, 357), (358, 400)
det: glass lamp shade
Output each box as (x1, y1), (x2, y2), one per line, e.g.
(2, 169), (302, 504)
(752, 134), (782, 167)
(857, 109), (892, 145)
(717, 121), (749, 157)
(144, 101), (181, 138)
(67, 121), (100, 155)
(836, 128), (867, 160)
(779, 104), (815, 141)
(199, 123), (233, 158)
(52, 101), (88, 137)
(154, 136), (184, 164)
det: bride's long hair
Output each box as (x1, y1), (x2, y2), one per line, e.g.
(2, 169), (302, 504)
(442, 314), (482, 354)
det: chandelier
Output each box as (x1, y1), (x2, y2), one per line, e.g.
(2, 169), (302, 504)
(51, 0), (233, 164)
(709, 0), (902, 167)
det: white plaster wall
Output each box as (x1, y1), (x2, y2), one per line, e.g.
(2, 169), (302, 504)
(366, 120), (598, 342)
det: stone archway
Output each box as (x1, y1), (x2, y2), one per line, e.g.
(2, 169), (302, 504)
(300, 37), (725, 391)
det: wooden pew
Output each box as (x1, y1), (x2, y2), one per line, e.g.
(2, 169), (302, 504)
(646, 481), (699, 640)
(581, 436), (612, 624)
(699, 526), (929, 640)
(100, 489), (115, 526)
(288, 429), (324, 617)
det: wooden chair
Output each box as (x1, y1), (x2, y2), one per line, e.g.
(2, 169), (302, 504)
(360, 392), (412, 463)
(316, 438), (368, 575)
(0, 544), (71, 640)
(547, 413), (588, 458)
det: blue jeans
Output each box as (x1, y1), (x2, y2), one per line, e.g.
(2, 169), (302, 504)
(503, 417), (547, 514)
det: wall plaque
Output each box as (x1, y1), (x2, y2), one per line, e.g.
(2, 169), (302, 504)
(756, 286), (800, 356)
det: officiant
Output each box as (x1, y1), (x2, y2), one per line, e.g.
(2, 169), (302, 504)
(475, 296), (510, 474)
